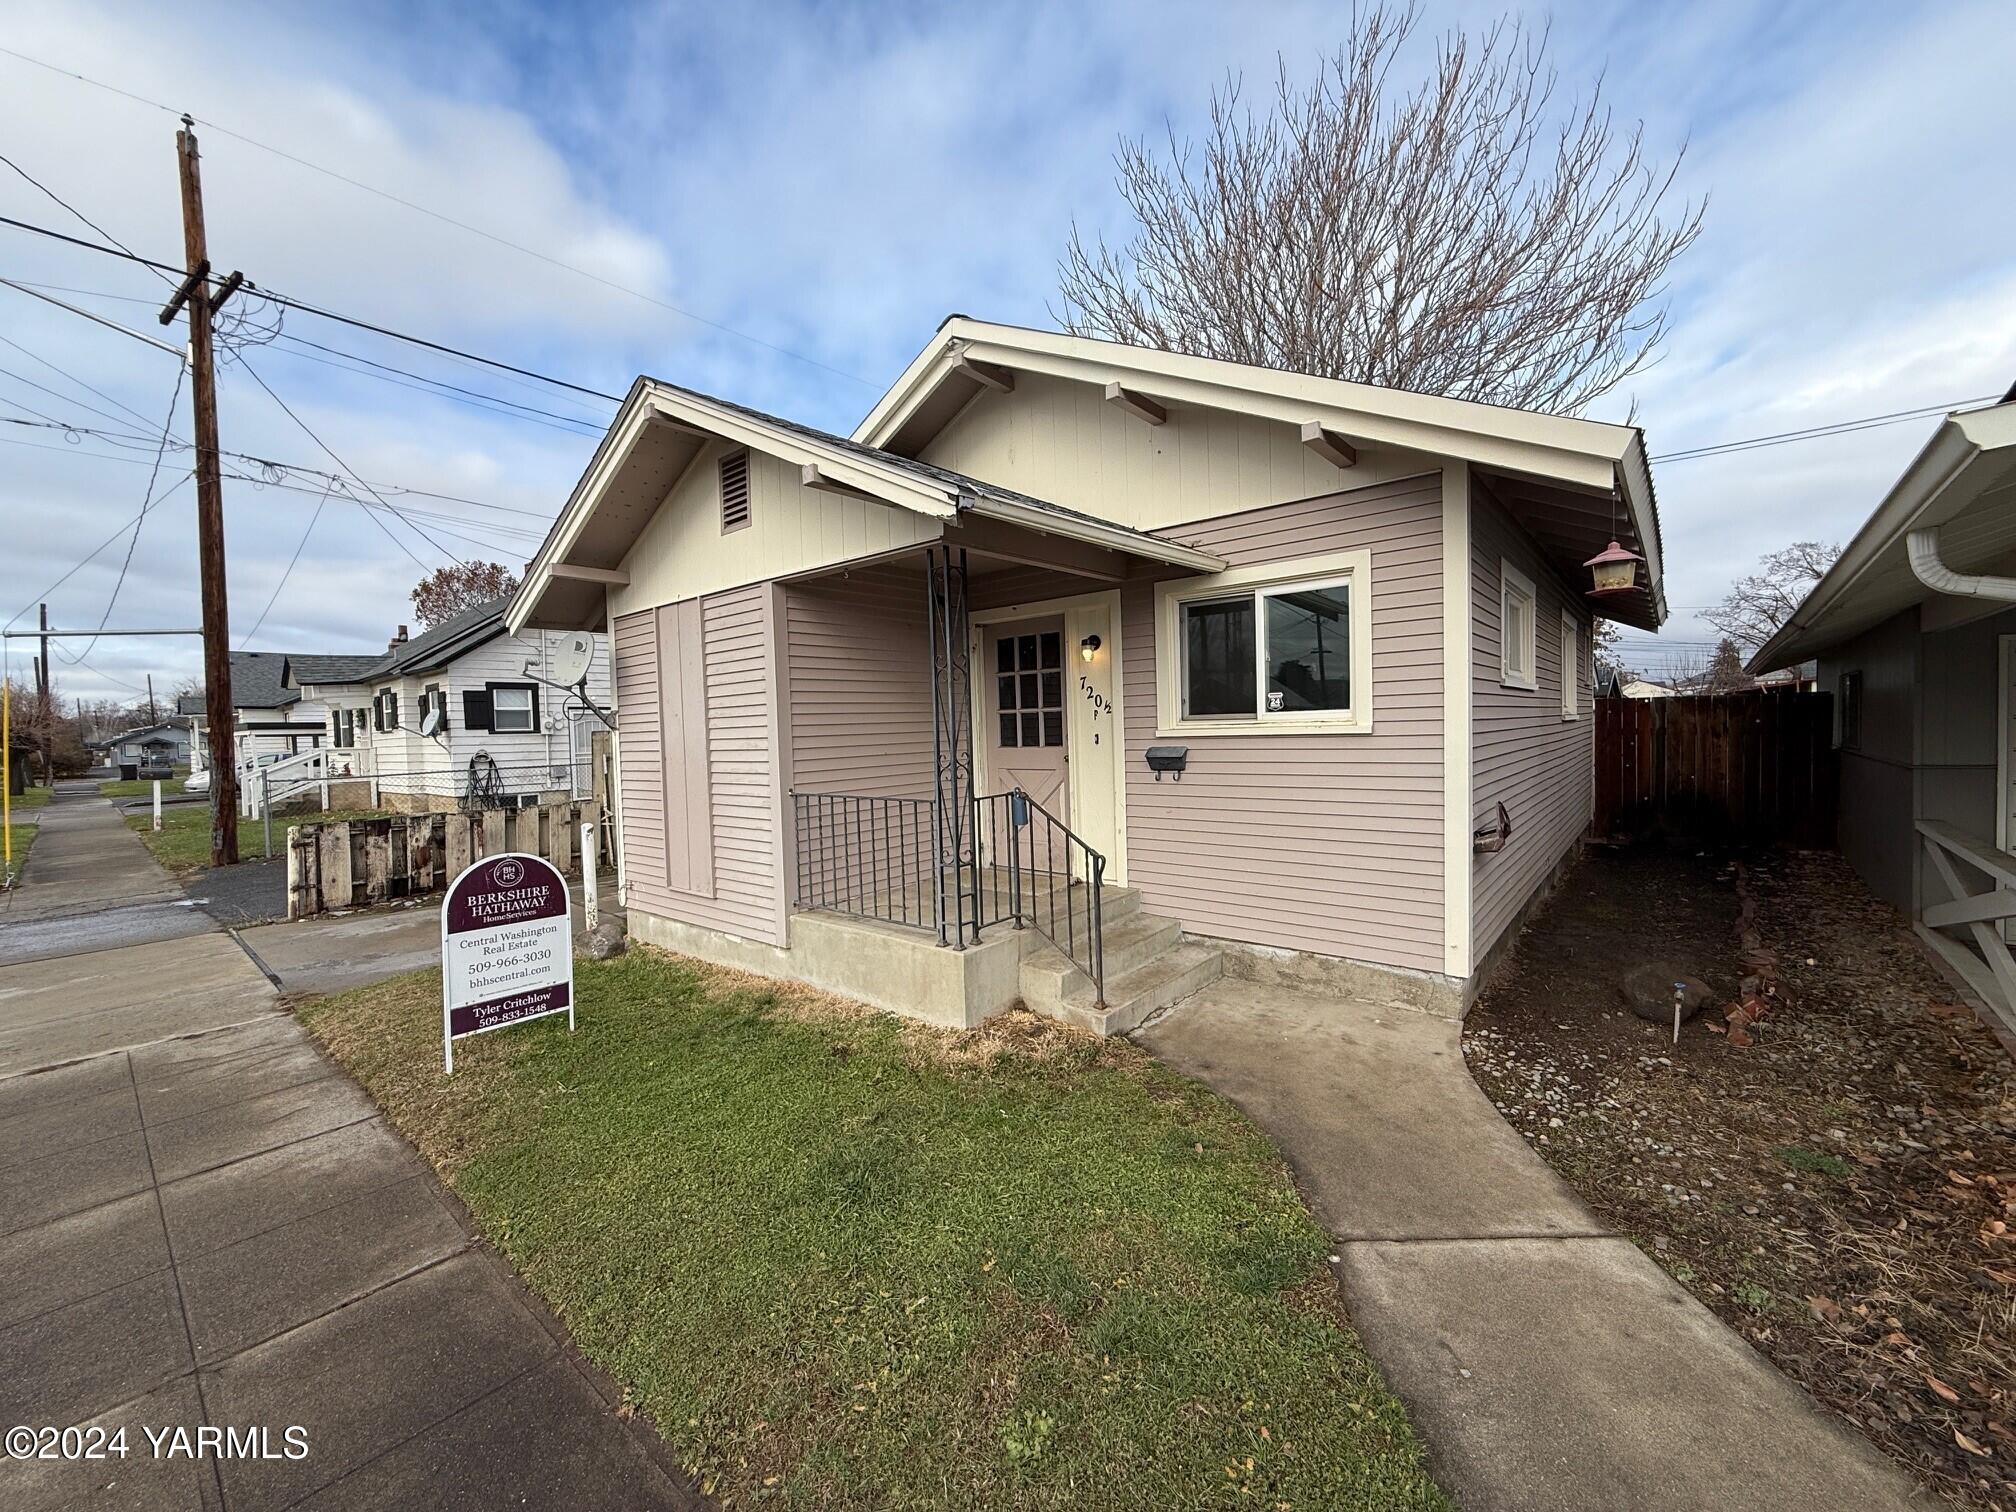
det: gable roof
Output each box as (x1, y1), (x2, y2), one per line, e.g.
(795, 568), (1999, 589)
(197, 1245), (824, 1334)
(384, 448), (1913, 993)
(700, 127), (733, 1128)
(1751, 398), (2016, 671)
(282, 599), (512, 690)
(226, 652), (300, 710)
(856, 317), (1666, 628)
(508, 378), (1227, 633)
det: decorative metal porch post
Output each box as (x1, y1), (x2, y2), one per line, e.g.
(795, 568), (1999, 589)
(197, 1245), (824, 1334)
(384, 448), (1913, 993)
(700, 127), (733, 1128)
(925, 543), (975, 947)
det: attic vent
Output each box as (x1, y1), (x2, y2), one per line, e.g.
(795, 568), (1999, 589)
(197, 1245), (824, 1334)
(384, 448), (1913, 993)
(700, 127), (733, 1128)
(719, 449), (751, 533)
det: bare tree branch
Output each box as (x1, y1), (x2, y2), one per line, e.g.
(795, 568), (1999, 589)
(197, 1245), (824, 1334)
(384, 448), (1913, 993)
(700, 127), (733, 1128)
(1702, 540), (1842, 657)
(1055, 2), (1704, 415)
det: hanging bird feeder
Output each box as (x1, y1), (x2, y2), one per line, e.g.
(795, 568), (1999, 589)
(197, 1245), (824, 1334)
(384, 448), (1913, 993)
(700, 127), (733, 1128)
(1583, 539), (1645, 599)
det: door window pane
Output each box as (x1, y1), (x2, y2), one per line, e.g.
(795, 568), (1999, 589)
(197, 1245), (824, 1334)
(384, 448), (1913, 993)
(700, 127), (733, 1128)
(1021, 713), (1041, 746)
(996, 638), (1015, 674)
(1039, 632), (1061, 669)
(1017, 634), (1037, 668)
(1040, 671), (1061, 705)
(1182, 598), (1256, 717)
(999, 713), (1018, 747)
(1042, 711), (1064, 746)
(998, 675), (1017, 710)
(1263, 585), (1350, 712)
(1020, 672), (1039, 707)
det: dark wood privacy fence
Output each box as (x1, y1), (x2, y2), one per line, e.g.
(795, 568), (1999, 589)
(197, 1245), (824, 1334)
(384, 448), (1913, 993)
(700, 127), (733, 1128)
(1593, 691), (1836, 845)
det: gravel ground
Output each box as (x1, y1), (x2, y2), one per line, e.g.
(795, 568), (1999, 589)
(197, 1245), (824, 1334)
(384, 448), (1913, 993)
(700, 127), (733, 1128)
(1465, 844), (2015, 1511)
(184, 854), (290, 925)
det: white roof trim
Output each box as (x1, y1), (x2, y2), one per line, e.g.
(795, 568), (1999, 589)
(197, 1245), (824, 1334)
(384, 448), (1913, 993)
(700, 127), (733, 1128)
(509, 377), (1223, 634)
(1750, 402), (2016, 672)
(857, 318), (1664, 620)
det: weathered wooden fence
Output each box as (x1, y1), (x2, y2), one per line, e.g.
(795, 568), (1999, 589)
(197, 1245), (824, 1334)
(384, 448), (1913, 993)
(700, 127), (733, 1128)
(286, 801), (600, 919)
(1593, 691), (1836, 845)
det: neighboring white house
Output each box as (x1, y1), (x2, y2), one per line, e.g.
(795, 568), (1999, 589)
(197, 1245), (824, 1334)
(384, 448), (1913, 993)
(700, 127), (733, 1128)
(180, 653), (333, 775)
(285, 598), (612, 813)
(1621, 679), (1677, 699)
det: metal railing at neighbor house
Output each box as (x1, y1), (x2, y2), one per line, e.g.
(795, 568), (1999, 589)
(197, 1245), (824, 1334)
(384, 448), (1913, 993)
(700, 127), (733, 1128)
(790, 786), (1106, 1007)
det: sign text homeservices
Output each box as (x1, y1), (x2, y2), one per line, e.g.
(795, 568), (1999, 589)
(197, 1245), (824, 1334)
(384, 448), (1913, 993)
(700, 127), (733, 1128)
(440, 851), (574, 1073)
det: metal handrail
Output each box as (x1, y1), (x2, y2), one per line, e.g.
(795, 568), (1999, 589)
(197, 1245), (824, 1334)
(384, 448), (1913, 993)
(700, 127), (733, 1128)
(790, 786), (1109, 1008)
(976, 788), (1106, 1008)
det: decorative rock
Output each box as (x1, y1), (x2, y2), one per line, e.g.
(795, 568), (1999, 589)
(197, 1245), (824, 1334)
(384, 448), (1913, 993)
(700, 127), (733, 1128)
(586, 919), (627, 960)
(1618, 964), (1715, 1024)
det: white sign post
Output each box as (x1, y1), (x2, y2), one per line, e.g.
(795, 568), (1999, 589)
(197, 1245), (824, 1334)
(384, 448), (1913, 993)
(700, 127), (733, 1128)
(440, 851), (575, 1074)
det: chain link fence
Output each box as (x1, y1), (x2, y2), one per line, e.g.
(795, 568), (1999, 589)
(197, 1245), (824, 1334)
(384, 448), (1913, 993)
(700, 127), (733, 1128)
(258, 757), (596, 818)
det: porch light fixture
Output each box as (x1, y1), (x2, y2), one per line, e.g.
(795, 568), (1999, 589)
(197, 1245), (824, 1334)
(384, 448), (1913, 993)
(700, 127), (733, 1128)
(1079, 634), (1102, 662)
(1583, 540), (1645, 599)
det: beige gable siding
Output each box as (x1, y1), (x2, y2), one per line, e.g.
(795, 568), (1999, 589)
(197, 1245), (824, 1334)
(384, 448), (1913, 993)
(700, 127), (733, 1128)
(1470, 484), (1594, 964)
(917, 370), (1432, 534)
(612, 584), (786, 945)
(612, 439), (942, 622)
(783, 565), (933, 797)
(1119, 474), (1446, 974)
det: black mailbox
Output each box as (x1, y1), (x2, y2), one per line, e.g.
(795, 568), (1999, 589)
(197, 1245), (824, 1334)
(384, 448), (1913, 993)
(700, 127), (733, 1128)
(1145, 745), (1189, 781)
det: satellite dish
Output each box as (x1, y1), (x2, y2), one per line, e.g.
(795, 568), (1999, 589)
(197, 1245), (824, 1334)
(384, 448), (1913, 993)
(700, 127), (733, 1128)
(548, 632), (595, 687)
(418, 706), (443, 738)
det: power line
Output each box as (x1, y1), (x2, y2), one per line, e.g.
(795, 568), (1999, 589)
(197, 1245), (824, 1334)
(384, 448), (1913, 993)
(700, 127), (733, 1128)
(1650, 396), (2001, 463)
(0, 148), (175, 288)
(0, 46), (876, 387)
(61, 360), (189, 665)
(0, 212), (625, 403)
(234, 354), (457, 570)
(239, 477), (332, 646)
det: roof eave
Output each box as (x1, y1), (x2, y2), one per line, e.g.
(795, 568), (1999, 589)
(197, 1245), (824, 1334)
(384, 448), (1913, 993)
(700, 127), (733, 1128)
(1748, 412), (2008, 673)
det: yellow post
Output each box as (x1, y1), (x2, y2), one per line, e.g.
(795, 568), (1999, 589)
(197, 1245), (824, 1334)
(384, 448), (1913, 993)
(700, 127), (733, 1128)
(3, 676), (12, 878)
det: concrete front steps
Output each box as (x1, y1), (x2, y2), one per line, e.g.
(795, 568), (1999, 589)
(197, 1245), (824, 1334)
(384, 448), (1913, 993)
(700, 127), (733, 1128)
(1017, 884), (1223, 1036)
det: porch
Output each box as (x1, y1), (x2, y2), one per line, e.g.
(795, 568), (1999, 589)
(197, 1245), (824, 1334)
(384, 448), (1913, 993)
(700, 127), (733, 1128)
(1915, 820), (2016, 1039)
(775, 529), (1226, 1034)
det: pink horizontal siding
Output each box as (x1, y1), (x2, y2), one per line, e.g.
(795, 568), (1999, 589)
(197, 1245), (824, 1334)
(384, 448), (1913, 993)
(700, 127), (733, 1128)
(614, 585), (786, 946)
(1123, 474), (1446, 974)
(1470, 481), (1593, 963)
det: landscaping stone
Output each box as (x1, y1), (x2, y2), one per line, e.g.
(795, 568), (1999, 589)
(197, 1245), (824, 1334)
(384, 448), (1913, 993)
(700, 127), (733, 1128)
(1618, 964), (1715, 1023)
(587, 919), (627, 959)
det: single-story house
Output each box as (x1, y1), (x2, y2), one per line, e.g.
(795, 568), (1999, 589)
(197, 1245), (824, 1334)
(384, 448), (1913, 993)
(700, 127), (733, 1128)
(1750, 390), (2016, 1035)
(111, 718), (193, 768)
(283, 598), (611, 814)
(510, 318), (1666, 1032)
(180, 654), (332, 775)
(1621, 678), (1678, 699)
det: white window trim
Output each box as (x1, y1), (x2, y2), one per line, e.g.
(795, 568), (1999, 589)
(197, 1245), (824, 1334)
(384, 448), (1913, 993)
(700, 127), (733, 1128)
(1560, 609), (1581, 720)
(1500, 557), (1538, 691)
(491, 684), (536, 734)
(1155, 548), (1374, 737)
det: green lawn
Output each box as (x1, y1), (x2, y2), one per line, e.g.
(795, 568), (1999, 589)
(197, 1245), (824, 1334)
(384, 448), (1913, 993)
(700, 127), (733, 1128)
(128, 804), (389, 872)
(2, 820), (35, 874)
(100, 771), (188, 799)
(9, 784), (52, 810)
(301, 953), (1448, 1510)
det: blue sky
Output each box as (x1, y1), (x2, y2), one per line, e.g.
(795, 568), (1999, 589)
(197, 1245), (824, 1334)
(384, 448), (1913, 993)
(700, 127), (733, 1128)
(3, 0), (2014, 700)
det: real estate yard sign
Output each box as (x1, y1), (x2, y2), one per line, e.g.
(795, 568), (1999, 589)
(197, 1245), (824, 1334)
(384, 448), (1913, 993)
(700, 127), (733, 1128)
(441, 852), (573, 1073)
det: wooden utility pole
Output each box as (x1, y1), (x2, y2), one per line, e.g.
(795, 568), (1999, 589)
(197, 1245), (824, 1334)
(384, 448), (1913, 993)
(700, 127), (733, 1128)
(35, 604), (50, 786)
(162, 116), (239, 864)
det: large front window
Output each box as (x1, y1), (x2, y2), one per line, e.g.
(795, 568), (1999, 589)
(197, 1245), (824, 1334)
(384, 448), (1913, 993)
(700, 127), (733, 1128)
(1158, 550), (1372, 735)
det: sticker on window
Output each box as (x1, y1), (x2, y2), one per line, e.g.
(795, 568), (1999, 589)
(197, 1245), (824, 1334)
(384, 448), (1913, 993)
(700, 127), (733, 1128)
(1267, 691), (1285, 711)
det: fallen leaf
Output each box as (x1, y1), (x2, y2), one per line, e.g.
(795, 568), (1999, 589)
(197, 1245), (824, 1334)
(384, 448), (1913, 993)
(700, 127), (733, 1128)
(1807, 1295), (1841, 1323)
(1954, 1429), (1991, 1457)
(1923, 1372), (1960, 1404)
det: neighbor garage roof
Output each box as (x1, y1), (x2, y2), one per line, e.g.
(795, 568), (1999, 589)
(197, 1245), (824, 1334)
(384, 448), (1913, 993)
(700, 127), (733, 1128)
(1751, 399), (2016, 671)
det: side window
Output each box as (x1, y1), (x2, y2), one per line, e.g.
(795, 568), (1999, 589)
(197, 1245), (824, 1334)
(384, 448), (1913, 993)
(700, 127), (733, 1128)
(1500, 560), (1537, 690)
(1560, 612), (1580, 719)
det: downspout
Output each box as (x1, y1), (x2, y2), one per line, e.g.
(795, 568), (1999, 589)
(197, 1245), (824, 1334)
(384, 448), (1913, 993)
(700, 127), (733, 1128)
(1906, 528), (2016, 602)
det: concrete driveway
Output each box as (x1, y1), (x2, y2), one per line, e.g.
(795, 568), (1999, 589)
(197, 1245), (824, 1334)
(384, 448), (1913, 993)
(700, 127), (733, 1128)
(1139, 979), (1934, 1512)
(0, 784), (691, 1510)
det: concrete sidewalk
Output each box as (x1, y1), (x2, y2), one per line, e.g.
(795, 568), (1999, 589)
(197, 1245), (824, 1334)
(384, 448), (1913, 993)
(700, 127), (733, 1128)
(1139, 979), (1933, 1512)
(0, 785), (692, 1510)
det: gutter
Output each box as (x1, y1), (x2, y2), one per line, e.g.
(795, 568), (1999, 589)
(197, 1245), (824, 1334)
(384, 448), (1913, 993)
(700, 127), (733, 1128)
(1906, 527), (2016, 602)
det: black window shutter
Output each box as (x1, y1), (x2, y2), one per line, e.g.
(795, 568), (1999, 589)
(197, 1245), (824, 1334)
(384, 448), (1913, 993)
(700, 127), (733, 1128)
(372, 698), (384, 733)
(386, 692), (399, 730)
(463, 690), (492, 731)
(528, 685), (541, 731)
